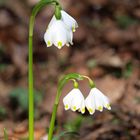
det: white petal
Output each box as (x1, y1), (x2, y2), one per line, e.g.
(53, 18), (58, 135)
(44, 29), (52, 47)
(80, 101), (85, 114)
(85, 93), (95, 115)
(48, 16), (56, 28)
(102, 96), (111, 110)
(93, 93), (104, 112)
(48, 20), (68, 49)
(63, 98), (71, 110)
(63, 90), (74, 110)
(61, 10), (78, 31)
(67, 29), (73, 45)
(70, 89), (84, 111)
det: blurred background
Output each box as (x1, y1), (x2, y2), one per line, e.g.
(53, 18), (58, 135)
(0, 0), (140, 139)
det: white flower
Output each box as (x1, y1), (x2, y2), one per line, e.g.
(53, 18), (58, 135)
(44, 10), (78, 48)
(85, 88), (111, 115)
(44, 20), (73, 49)
(48, 10), (78, 32)
(63, 88), (85, 114)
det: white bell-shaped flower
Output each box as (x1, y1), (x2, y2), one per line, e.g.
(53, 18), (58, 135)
(48, 10), (78, 32)
(63, 88), (85, 114)
(44, 20), (73, 49)
(85, 88), (111, 115)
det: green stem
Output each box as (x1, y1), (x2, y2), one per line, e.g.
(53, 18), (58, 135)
(48, 73), (83, 140)
(82, 75), (95, 88)
(28, 1), (60, 140)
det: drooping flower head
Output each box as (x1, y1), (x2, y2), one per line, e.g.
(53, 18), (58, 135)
(63, 88), (85, 114)
(44, 9), (78, 49)
(44, 20), (73, 49)
(85, 88), (111, 115)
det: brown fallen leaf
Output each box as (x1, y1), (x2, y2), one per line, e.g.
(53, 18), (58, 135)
(96, 75), (126, 103)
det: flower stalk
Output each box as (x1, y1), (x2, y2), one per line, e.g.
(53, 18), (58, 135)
(48, 73), (83, 140)
(82, 75), (95, 88)
(28, 0), (61, 140)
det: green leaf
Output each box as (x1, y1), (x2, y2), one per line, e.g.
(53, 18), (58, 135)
(9, 88), (43, 111)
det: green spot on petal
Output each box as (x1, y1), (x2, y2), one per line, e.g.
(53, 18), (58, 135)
(57, 41), (62, 48)
(72, 106), (77, 111)
(81, 108), (85, 113)
(72, 26), (76, 32)
(106, 104), (111, 110)
(65, 104), (69, 110)
(98, 106), (103, 111)
(88, 108), (94, 114)
(47, 41), (51, 46)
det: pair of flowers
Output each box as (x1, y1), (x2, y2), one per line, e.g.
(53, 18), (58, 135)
(63, 87), (111, 115)
(44, 10), (78, 49)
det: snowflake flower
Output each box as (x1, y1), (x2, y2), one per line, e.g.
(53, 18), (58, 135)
(44, 10), (78, 49)
(63, 88), (85, 114)
(85, 88), (111, 115)
(44, 20), (73, 49)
